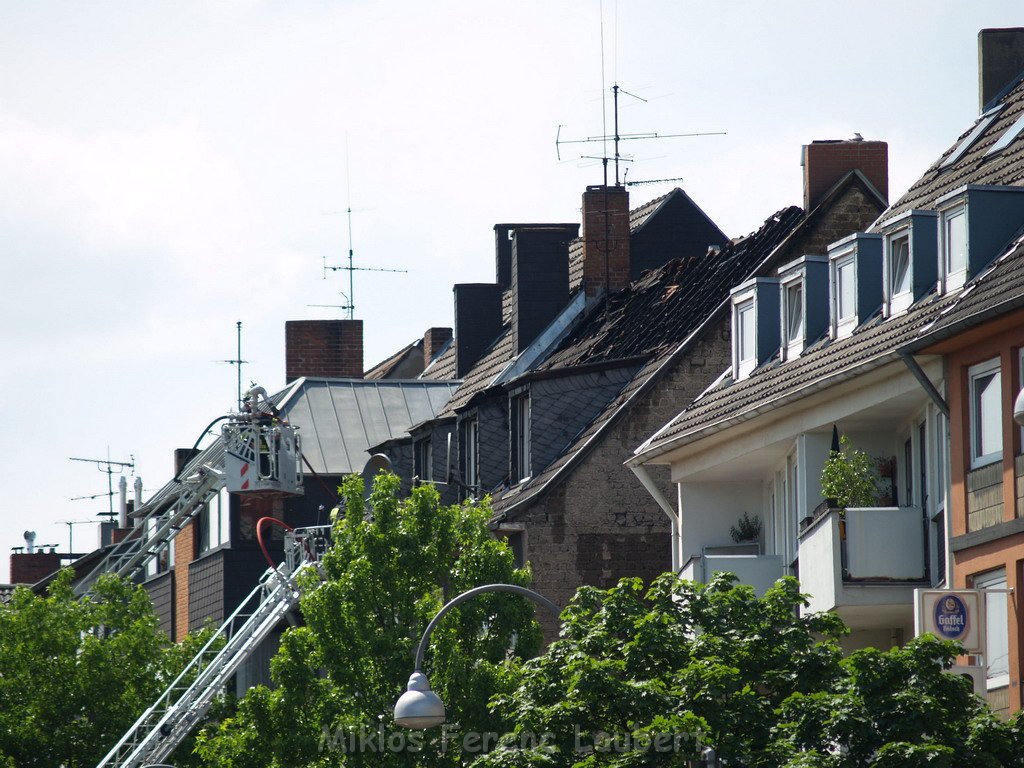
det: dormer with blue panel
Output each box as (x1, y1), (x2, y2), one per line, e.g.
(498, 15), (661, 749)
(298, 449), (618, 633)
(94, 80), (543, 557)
(935, 185), (1024, 293)
(827, 232), (882, 340)
(879, 210), (938, 317)
(777, 255), (828, 361)
(730, 278), (779, 381)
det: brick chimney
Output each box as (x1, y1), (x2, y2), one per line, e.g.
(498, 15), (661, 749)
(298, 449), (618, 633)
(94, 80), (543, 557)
(581, 185), (631, 298)
(510, 228), (572, 354)
(979, 28), (1024, 111)
(802, 139), (888, 212)
(285, 319), (363, 382)
(453, 284), (503, 378)
(495, 223), (578, 289)
(10, 551), (61, 585)
(423, 327), (453, 368)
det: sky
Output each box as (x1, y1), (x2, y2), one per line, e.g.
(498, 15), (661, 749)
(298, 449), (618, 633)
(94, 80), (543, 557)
(1, 1), (1022, 580)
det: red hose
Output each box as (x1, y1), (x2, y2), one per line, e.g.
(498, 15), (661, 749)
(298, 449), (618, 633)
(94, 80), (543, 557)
(256, 516), (294, 570)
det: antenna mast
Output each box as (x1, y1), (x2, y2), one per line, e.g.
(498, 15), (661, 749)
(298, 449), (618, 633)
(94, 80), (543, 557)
(216, 321), (249, 409)
(69, 450), (135, 521)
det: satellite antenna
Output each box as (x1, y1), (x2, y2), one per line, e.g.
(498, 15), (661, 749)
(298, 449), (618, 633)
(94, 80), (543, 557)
(69, 450), (135, 521)
(215, 320), (249, 410)
(320, 140), (407, 319)
(361, 454), (393, 500)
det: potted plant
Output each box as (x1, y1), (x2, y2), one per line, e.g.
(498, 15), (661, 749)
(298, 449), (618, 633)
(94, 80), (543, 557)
(730, 512), (762, 544)
(820, 435), (881, 510)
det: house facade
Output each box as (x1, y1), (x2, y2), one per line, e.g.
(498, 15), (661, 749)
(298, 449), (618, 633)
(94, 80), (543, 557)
(631, 28), (1024, 715)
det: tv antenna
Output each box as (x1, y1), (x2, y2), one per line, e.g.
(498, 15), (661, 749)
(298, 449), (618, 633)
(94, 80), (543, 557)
(60, 520), (95, 554)
(555, 83), (725, 187)
(215, 320), (249, 409)
(69, 450), (135, 522)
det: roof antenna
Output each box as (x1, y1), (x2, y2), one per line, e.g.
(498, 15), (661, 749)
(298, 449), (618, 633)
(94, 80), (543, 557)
(215, 320), (249, 410)
(69, 449), (135, 522)
(319, 136), (407, 319)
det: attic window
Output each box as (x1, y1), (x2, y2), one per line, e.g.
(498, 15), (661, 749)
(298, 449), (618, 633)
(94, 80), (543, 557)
(832, 253), (856, 338)
(940, 104), (1003, 170)
(735, 298), (756, 377)
(985, 111), (1024, 157)
(885, 232), (912, 315)
(942, 206), (968, 291)
(785, 283), (803, 345)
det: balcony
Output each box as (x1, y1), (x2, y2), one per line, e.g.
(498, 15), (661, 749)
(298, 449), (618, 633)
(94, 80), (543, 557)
(680, 544), (784, 596)
(798, 506), (927, 630)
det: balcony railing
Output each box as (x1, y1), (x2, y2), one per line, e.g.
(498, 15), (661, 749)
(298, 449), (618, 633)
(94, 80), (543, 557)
(680, 544), (783, 596)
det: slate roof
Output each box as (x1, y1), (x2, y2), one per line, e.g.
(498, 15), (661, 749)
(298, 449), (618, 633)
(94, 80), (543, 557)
(420, 338), (457, 380)
(879, 73), (1024, 226)
(491, 207), (808, 516)
(437, 328), (515, 416)
(0, 585), (16, 604)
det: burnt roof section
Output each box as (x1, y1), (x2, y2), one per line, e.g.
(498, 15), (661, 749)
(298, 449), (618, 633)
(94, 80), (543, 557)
(540, 207), (804, 372)
(490, 207), (807, 516)
(635, 292), (956, 460)
(878, 73), (1024, 227)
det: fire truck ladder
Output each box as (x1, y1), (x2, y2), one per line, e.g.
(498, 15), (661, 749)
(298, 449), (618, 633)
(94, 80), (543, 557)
(94, 526), (329, 768)
(73, 465), (225, 598)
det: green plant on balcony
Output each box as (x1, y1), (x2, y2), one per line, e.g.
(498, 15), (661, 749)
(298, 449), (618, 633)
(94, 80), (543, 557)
(821, 434), (881, 509)
(729, 511), (762, 543)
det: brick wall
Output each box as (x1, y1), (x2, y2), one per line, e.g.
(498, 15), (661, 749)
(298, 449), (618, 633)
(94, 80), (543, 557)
(802, 140), (888, 212)
(9, 552), (62, 585)
(173, 520), (195, 641)
(285, 319), (363, 382)
(581, 186), (631, 298)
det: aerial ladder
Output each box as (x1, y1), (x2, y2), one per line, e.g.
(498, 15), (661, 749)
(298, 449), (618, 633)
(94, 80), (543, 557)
(95, 524), (331, 768)
(73, 386), (303, 598)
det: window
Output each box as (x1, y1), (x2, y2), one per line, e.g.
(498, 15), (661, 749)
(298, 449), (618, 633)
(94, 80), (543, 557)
(943, 208), (968, 290)
(887, 233), (911, 313)
(417, 437), (433, 482)
(974, 568), (1009, 689)
(736, 298), (755, 371)
(198, 488), (230, 553)
(940, 104), (1003, 169)
(784, 281), (803, 348)
(986, 111), (1024, 157)
(832, 254), (856, 337)
(463, 417), (479, 494)
(969, 358), (1002, 468)
(512, 394), (531, 482)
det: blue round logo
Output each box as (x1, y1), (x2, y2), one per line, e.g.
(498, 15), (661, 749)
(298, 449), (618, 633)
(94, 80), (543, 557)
(933, 594), (969, 640)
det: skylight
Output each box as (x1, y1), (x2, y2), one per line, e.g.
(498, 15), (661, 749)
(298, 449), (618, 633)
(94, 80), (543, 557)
(986, 111), (1024, 157)
(939, 105), (1004, 170)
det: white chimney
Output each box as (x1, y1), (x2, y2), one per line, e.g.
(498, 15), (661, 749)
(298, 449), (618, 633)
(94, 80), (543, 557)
(119, 476), (128, 529)
(23, 530), (36, 554)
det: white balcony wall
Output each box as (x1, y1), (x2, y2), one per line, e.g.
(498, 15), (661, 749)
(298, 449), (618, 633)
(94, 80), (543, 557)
(844, 507), (926, 580)
(697, 553), (784, 595)
(799, 512), (842, 614)
(678, 481), (764, 560)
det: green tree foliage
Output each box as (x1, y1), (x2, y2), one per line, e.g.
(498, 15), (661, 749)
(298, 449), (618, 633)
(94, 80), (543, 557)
(195, 473), (541, 768)
(0, 569), (205, 768)
(471, 573), (1024, 768)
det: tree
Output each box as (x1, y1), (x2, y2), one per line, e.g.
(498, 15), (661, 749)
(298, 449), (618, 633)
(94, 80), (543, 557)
(0, 569), (205, 768)
(195, 473), (541, 768)
(471, 573), (1024, 768)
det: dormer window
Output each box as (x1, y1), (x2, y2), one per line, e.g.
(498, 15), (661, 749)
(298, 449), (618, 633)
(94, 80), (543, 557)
(784, 283), (803, 347)
(833, 252), (856, 337)
(730, 278), (780, 381)
(827, 232), (882, 340)
(943, 206), (968, 291)
(778, 255), (827, 361)
(885, 232), (912, 315)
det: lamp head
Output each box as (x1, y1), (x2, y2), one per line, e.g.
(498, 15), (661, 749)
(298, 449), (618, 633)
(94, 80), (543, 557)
(394, 671), (446, 729)
(1015, 386), (1024, 427)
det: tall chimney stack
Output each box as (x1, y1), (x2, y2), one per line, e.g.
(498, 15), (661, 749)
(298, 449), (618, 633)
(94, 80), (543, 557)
(802, 138), (888, 212)
(979, 28), (1024, 111)
(453, 284), (503, 378)
(510, 227), (573, 354)
(285, 319), (364, 382)
(581, 185), (631, 298)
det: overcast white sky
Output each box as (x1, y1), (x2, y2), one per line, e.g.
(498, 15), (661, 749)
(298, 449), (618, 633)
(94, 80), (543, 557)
(1, 1), (1022, 579)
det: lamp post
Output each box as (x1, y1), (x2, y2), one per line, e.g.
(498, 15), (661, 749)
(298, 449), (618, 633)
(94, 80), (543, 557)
(392, 583), (561, 729)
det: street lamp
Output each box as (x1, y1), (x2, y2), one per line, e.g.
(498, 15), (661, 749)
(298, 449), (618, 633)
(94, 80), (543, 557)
(1014, 386), (1024, 427)
(393, 583), (561, 729)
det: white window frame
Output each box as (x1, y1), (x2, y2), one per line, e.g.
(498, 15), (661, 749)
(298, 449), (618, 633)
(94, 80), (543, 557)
(463, 417), (479, 492)
(418, 437), (433, 482)
(968, 358), (1003, 469)
(942, 205), (968, 292)
(781, 277), (804, 360)
(733, 296), (756, 378)
(885, 229), (913, 316)
(831, 251), (857, 339)
(973, 568), (1009, 690)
